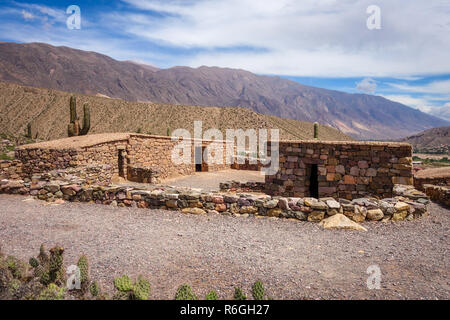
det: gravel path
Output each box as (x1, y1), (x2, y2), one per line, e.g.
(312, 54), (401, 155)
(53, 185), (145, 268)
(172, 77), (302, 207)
(161, 169), (264, 191)
(0, 194), (448, 300)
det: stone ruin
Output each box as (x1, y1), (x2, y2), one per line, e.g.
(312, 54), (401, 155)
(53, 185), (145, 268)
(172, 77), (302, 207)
(0, 132), (435, 224)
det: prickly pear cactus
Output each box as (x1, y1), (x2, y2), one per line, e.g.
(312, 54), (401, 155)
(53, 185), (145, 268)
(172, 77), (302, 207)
(252, 281), (265, 300)
(205, 290), (218, 300)
(89, 281), (99, 297)
(132, 276), (150, 300)
(233, 287), (247, 300)
(175, 284), (198, 300)
(114, 275), (133, 292)
(37, 283), (65, 300)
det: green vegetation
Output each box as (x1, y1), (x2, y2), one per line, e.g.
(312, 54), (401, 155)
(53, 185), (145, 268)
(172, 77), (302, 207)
(1, 245), (272, 300)
(233, 287), (247, 300)
(68, 96), (90, 137)
(175, 284), (198, 300)
(205, 290), (219, 300)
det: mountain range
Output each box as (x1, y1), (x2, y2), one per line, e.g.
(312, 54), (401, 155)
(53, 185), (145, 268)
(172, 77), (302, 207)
(0, 41), (448, 140)
(399, 126), (450, 153)
(0, 81), (352, 142)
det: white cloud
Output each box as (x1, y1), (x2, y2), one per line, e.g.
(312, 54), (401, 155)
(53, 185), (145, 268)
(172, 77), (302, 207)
(383, 94), (450, 121)
(118, 0), (450, 77)
(356, 78), (377, 94)
(387, 80), (450, 95)
(21, 10), (34, 20)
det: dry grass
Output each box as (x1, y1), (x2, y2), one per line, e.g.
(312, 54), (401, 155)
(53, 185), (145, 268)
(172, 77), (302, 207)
(0, 81), (353, 142)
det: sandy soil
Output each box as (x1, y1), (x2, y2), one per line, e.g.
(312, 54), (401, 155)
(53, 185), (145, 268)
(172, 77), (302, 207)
(415, 167), (450, 179)
(0, 194), (448, 300)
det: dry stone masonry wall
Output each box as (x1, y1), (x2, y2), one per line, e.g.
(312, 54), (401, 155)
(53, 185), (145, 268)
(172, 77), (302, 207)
(265, 140), (413, 200)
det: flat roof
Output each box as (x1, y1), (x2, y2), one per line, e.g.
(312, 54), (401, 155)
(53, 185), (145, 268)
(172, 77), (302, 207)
(17, 133), (411, 151)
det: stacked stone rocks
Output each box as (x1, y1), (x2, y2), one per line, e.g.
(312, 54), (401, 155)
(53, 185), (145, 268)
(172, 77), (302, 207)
(219, 181), (265, 193)
(265, 141), (413, 199)
(0, 160), (24, 180)
(423, 184), (450, 207)
(0, 173), (429, 223)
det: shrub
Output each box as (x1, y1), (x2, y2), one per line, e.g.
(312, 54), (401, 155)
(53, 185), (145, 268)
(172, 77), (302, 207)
(175, 284), (198, 300)
(233, 287), (247, 300)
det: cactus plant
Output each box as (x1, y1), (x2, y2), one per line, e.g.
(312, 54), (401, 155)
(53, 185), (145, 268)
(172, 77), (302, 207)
(25, 123), (32, 138)
(37, 283), (65, 300)
(233, 287), (247, 300)
(77, 254), (89, 293)
(132, 276), (150, 300)
(205, 290), (218, 300)
(48, 246), (65, 286)
(29, 257), (39, 268)
(37, 244), (49, 266)
(252, 281), (265, 300)
(114, 274), (133, 292)
(313, 122), (319, 139)
(89, 281), (99, 297)
(175, 284), (198, 300)
(68, 96), (90, 137)
(167, 127), (171, 136)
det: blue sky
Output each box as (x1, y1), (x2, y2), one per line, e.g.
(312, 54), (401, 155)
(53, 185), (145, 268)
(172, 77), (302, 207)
(0, 0), (449, 121)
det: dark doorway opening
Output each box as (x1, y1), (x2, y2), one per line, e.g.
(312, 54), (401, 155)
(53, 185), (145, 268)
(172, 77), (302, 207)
(195, 146), (202, 172)
(309, 164), (319, 198)
(118, 150), (125, 178)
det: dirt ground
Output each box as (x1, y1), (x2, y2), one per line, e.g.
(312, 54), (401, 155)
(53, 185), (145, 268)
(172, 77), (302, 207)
(0, 194), (448, 300)
(414, 167), (450, 179)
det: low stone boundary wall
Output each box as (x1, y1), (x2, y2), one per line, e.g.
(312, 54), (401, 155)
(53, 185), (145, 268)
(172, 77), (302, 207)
(0, 160), (24, 180)
(127, 165), (160, 184)
(219, 180), (265, 192)
(0, 176), (429, 223)
(423, 184), (449, 207)
(414, 177), (450, 191)
(230, 156), (263, 171)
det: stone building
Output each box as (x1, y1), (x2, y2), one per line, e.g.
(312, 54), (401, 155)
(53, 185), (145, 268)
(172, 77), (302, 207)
(5, 133), (413, 199)
(265, 140), (412, 199)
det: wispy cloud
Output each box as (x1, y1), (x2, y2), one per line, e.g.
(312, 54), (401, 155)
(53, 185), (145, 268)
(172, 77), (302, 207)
(116, 0), (450, 77)
(356, 78), (377, 94)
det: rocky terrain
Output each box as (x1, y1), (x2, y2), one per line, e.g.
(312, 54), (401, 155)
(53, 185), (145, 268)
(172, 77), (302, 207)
(0, 194), (448, 299)
(0, 81), (352, 142)
(400, 126), (450, 154)
(0, 42), (447, 140)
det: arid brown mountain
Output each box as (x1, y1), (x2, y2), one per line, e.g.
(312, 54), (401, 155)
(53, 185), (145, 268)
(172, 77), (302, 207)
(0, 81), (352, 142)
(0, 41), (448, 140)
(399, 126), (450, 153)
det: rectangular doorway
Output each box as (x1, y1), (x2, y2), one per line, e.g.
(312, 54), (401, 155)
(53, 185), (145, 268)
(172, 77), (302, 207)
(309, 164), (319, 198)
(118, 150), (125, 178)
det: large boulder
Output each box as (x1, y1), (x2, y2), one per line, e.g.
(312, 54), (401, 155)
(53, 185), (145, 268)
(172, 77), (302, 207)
(319, 214), (367, 231)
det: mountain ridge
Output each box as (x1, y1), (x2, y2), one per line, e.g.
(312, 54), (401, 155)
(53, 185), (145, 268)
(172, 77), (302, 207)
(0, 41), (447, 140)
(0, 81), (353, 142)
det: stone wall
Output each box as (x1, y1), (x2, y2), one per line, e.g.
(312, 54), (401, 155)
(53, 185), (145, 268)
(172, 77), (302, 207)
(265, 141), (412, 199)
(127, 135), (230, 180)
(423, 184), (450, 207)
(0, 160), (24, 180)
(0, 175), (430, 223)
(414, 176), (450, 191)
(11, 134), (233, 183)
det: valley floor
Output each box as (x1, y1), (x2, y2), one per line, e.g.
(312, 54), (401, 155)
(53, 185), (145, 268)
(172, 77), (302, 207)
(0, 194), (448, 300)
